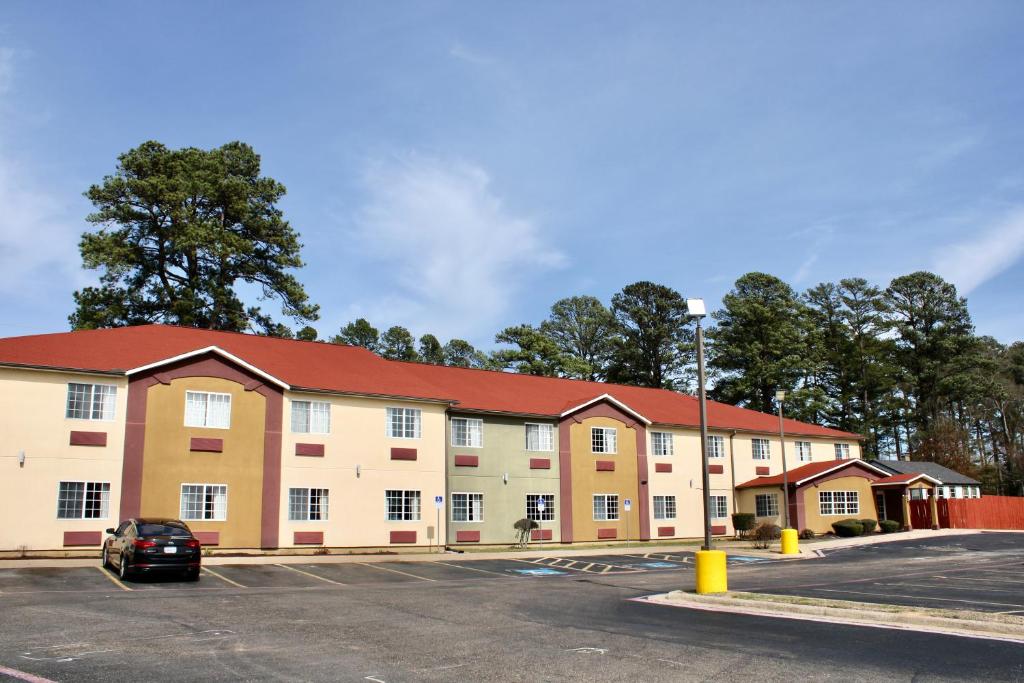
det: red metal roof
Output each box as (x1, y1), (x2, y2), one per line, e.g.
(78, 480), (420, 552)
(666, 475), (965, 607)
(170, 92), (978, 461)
(736, 459), (882, 488)
(0, 325), (860, 439)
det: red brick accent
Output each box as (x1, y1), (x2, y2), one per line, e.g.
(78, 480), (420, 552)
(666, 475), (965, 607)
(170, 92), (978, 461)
(709, 464), (724, 474)
(711, 524), (727, 535)
(655, 462), (672, 473)
(529, 458), (551, 469)
(390, 530), (416, 543)
(756, 466), (770, 475)
(531, 529), (553, 541)
(193, 531), (219, 545)
(295, 443), (325, 457)
(190, 437), (223, 453)
(454, 455), (479, 467)
(657, 526), (675, 537)
(294, 531), (324, 545)
(596, 460), (615, 471)
(69, 431), (107, 447)
(390, 448), (417, 461)
(62, 531), (101, 546)
(456, 530), (480, 542)
(597, 528), (617, 539)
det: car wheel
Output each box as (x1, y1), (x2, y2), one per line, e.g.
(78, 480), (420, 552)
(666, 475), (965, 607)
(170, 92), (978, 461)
(118, 553), (131, 581)
(102, 547), (110, 569)
(185, 569), (200, 582)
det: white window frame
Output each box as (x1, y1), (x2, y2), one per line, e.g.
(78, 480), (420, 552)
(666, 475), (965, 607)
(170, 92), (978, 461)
(795, 441), (812, 462)
(451, 492), (484, 523)
(752, 438), (771, 460)
(755, 493), (779, 517)
(651, 431), (674, 456)
(819, 490), (859, 516)
(65, 383), (117, 421)
(710, 495), (728, 520)
(591, 427), (618, 454)
(525, 423), (554, 452)
(385, 489), (421, 521)
(386, 407), (422, 439)
(875, 492), (887, 520)
(451, 417), (483, 448)
(179, 483), (228, 521)
(526, 493), (555, 522)
(56, 481), (111, 519)
(707, 435), (725, 459)
(184, 391), (232, 429)
(653, 495), (677, 520)
(288, 487), (329, 521)
(834, 443), (850, 460)
(291, 400), (331, 434)
(593, 493), (620, 521)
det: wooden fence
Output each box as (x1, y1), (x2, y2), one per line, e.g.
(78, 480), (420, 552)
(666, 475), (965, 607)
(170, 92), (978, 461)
(941, 496), (1024, 530)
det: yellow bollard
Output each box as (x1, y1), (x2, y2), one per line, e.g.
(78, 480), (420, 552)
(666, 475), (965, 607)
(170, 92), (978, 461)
(694, 549), (728, 594)
(780, 528), (799, 555)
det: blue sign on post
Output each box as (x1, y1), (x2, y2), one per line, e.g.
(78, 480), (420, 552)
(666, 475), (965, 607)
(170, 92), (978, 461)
(623, 498), (632, 511)
(434, 495), (444, 508)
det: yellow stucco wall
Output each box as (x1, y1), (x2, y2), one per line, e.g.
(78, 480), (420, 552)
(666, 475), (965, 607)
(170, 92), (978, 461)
(279, 393), (447, 548)
(140, 377), (266, 548)
(0, 367), (128, 550)
(569, 416), (642, 542)
(801, 475), (880, 534)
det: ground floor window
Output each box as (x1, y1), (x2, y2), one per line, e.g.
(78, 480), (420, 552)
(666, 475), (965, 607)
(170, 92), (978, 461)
(710, 495), (728, 520)
(875, 492), (887, 520)
(755, 493), (779, 518)
(451, 492), (484, 522)
(909, 488), (927, 500)
(819, 490), (859, 516)
(653, 495), (676, 520)
(180, 484), (227, 521)
(593, 494), (619, 521)
(386, 490), (421, 521)
(57, 481), (110, 519)
(526, 494), (555, 521)
(288, 488), (329, 521)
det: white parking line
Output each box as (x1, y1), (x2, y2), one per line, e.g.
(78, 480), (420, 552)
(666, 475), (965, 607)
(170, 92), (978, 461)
(880, 581), (1023, 595)
(202, 567), (246, 588)
(811, 588), (1024, 610)
(275, 563), (345, 585)
(95, 566), (132, 591)
(435, 562), (512, 578)
(357, 562), (436, 582)
(0, 663), (59, 683)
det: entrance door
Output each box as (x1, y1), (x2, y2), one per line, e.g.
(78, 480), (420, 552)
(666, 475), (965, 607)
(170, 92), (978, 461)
(875, 492), (887, 521)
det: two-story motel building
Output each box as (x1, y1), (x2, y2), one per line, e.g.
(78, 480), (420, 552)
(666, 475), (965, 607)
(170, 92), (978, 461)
(0, 325), (862, 553)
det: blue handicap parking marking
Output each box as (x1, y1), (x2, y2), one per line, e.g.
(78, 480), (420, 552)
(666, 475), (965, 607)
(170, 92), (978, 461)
(728, 556), (770, 563)
(512, 568), (566, 576)
(639, 562), (679, 569)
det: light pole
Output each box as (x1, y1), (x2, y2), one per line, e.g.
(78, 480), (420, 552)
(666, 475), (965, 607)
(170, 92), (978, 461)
(776, 390), (790, 529)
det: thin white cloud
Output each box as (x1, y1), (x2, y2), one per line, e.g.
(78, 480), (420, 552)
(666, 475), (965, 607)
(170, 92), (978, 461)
(791, 223), (834, 285)
(348, 153), (566, 342)
(932, 208), (1024, 294)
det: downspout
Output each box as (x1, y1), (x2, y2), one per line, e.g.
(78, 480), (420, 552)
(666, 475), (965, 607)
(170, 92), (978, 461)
(729, 430), (738, 512)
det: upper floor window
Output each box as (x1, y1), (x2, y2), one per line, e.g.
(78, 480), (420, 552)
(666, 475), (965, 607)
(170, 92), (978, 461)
(525, 423), (554, 452)
(66, 383), (116, 421)
(592, 427), (617, 454)
(185, 391), (231, 429)
(57, 481), (110, 519)
(707, 435), (725, 459)
(795, 441), (812, 462)
(752, 438), (771, 460)
(834, 443), (850, 460)
(387, 407), (421, 439)
(651, 432), (673, 456)
(291, 400), (330, 434)
(451, 417), (483, 448)
(289, 487), (329, 521)
(180, 483), (227, 521)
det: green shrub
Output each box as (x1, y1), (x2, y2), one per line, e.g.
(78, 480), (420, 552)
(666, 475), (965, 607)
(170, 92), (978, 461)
(859, 519), (878, 533)
(831, 519), (864, 537)
(732, 513), (756, 538)
(879, 519), (900, 534)
(750, 522), (782, 549)
(799, 528), (815, 540)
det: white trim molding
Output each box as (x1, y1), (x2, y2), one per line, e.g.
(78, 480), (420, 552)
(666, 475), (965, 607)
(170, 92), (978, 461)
(560, 393), (652, 425)
(125, 346), (290, 390)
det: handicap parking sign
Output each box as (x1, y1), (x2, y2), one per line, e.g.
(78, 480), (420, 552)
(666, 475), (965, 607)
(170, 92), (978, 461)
(434, 495), (443, 508)
(623, 498), (632, 511)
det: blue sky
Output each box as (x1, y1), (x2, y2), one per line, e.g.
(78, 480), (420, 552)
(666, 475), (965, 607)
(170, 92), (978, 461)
(1, 2), (1022, 346)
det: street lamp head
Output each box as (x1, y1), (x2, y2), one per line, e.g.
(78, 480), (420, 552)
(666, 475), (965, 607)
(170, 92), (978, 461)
(775, 390), (786, 402)
(686, 298), (706, 318)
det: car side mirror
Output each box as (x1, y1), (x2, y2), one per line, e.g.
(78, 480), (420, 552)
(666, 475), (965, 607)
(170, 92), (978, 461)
(105, 528), (115, 534)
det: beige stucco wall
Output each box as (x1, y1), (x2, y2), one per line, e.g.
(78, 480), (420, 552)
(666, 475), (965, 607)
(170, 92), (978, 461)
(735, 486), (784, 528)
(800, 475), (880, 534)
(569, 416), (642, 542)
(0, 367), (128, 550)
(279, 392), (447, 548)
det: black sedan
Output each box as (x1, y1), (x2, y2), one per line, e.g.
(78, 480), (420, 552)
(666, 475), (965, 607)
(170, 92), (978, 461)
(103, 518), (202, 581)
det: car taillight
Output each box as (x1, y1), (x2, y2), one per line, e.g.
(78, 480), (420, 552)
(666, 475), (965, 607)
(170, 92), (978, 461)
(133, 539), (156, 550)
(186, 539), (201, 549)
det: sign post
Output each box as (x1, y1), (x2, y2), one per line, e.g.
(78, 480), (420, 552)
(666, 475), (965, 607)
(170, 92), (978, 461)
(624, 498), (632, 548)
(434, 495), (444, 553)
(536, 497), (546, 544)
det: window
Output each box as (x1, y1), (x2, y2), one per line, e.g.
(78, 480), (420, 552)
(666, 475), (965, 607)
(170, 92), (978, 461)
(819, 490), (859, 516)
(184, 391), (231, 429)
(710, 495), (728, 520)
(752, 438), (771, 460)
(526, 494), (555, 521)
(56, 481), (110, 519)
(386, 407), (421, 439)
(451, 417), (483, 448)
(795, 441), (812, 462)
(653, 495), (677, 520)
(755, 493), (779, 517)
(451, 492), (484, 522)
(591, 427), (617, 454)
(651, 432), (674, 456)
(707, 435), (725, 459)
(593, 494), (619, 521)
(385, 490), (421, 521)
(66, 383), (116, 421)
(291, 400), (330, 434)
(909, 488), (927, 500)
(288, 488), (329, 521)
(834, 443), (850, 460)
(180, 484), (227, 521)
(525, 423), (554, 452)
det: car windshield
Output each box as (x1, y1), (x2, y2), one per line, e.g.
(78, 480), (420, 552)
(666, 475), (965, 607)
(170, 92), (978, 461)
(137, 523), (190, 537)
